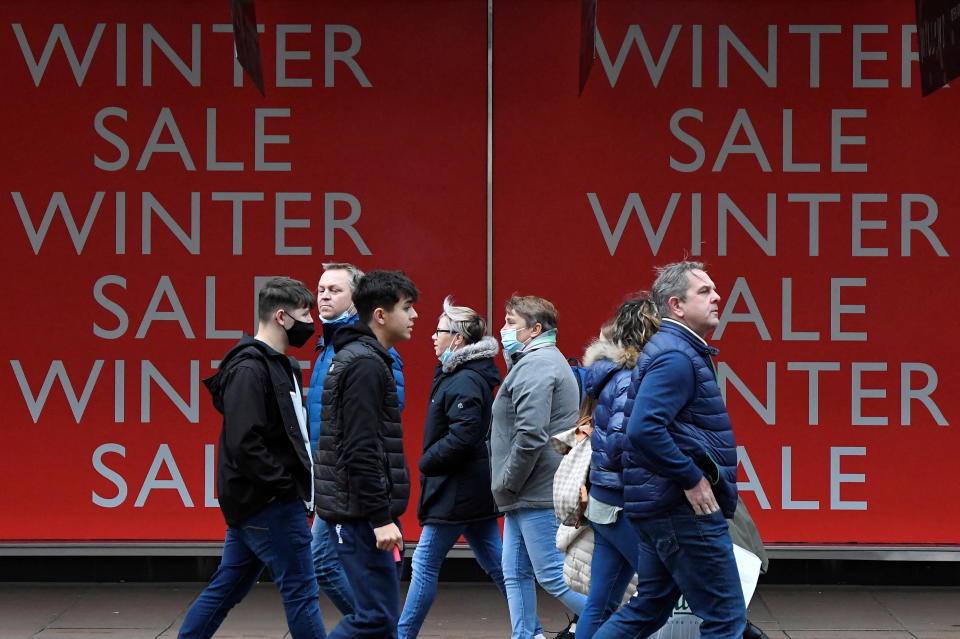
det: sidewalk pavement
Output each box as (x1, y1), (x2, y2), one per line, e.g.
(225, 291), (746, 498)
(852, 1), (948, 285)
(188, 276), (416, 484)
(1, 581), (958, 639)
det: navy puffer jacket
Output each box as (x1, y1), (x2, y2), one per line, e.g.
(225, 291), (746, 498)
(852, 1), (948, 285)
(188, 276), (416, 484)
(582, 340), (639, 508)
(621, 319), (738, 520)
(418, 336), (502, 526)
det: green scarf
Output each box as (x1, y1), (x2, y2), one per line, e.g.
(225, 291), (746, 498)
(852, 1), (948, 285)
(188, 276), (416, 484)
(525, 328), (558, 351)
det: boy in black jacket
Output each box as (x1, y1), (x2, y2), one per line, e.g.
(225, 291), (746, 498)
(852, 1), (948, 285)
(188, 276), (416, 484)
(314, 270), (419, 639)
(179, 277), (326, 639)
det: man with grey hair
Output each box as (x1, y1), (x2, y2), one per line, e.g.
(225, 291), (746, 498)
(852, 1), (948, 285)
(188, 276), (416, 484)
(593, 261), (745, 639)
(305, 263), (406, 617)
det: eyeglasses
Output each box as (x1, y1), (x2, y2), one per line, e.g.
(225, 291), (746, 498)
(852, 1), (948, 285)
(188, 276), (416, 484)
(433, 329), (456, 336)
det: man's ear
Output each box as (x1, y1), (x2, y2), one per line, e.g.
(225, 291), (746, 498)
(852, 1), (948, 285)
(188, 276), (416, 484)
(529, 322), (544, 338)
(373, 307), (386, 325)
(668, 296), (684, 317)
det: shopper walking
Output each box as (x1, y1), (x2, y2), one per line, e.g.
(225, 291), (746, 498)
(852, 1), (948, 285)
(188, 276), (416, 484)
(490, 295), (587, 639)
(399, 297), (507, 639)
(575, 298), (659, 639)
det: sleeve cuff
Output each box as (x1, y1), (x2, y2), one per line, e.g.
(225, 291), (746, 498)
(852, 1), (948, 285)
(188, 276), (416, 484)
(369, 507), (393, 528)
(678, 463), (705, 491)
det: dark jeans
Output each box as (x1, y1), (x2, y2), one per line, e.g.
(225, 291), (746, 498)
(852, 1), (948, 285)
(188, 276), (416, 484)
(577, 513), (642, 639)
(592, 505), (746, 639)
(310, 516), (356, 615)
(178, 500), (326, 639)
(325, 519), (403, 639)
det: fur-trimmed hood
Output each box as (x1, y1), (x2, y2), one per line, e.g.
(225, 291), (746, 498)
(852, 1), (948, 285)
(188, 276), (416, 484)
(581, 339), (639, 370)
(441, 335), (500, 374)
(582, 339), (639, 401)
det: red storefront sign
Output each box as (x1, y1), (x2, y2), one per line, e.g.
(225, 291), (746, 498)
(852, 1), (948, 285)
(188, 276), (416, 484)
(494, 0), (957, 543)
(2, 0), (956, 546)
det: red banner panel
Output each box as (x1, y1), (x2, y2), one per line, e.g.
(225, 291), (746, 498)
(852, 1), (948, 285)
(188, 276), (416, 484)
(4, 0), (957, 548)
(1, 1), (487, 540)
(494, 0), (957, 543)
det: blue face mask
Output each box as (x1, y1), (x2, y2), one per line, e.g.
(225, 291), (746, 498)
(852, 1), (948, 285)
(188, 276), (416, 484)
(438, 330), (460, 364)
(500, 328), (524, 354)
(439, 347), (455, 365)
(321, 309), (353, 324)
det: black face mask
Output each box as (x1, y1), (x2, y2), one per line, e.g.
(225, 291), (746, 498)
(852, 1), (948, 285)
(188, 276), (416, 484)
(283, 313), (315, 348)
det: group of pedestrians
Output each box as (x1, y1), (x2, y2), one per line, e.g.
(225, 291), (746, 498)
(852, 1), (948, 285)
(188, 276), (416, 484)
(178, 259), (767, 639)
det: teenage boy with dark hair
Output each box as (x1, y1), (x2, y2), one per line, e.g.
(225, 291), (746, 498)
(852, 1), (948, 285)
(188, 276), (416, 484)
(179, 277), (326, 639)
(314, 270), (419, 639)
(306, 262), (408, 618)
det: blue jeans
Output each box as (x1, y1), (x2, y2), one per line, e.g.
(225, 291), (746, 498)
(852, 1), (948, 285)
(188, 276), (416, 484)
(503, 508), (586, 639)
(325, 519), (402, 639)
(577, 513), (642, 639)
(310, 516), (356, 616)
(592, 505), (746, 639)
(178, 500), (326, 639)
(399, 518), (509, 639)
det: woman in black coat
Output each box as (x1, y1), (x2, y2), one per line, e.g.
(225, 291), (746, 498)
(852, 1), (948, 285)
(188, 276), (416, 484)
(398, 297), (506, 639)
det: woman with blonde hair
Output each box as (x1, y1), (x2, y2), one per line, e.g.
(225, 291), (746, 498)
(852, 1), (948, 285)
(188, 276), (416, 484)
(398, 297), (507, 639)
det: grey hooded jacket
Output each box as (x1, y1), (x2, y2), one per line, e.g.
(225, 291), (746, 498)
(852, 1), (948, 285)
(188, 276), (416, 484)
(489, 344), (580, 511)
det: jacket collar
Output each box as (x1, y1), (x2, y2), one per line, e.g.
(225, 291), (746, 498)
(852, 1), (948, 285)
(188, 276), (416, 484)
(315, 312), (358, 352)
(509, 342), (557, 365)
(441, 336), (499, 374)
(660, 318), (720, 356)
(332, 322), (395, 366)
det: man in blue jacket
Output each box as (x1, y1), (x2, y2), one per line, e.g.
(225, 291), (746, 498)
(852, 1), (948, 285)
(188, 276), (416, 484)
(306, 263), (405, 616)
(594, 261), (746, 639)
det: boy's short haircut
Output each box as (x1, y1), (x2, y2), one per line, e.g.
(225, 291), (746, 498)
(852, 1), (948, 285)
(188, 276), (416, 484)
(504, 295), (559, 332)
(258, 276), (316, 321)
(354, 270), (420, 323)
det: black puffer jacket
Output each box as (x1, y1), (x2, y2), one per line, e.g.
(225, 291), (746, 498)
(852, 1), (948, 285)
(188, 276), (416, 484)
(418, 336), (502, 525)
(203, 335), (311, 527)
(314, 323), (409, 527)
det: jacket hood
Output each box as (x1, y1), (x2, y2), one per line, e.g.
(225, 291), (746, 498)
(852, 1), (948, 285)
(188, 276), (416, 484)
(441, 336), (500, 374)
(203, 335), (283, 413)
(457, 355), (502, 389)
(582, 340), (637, 399)
(331, 321), (395, 366)
(582, 339), (639, 369)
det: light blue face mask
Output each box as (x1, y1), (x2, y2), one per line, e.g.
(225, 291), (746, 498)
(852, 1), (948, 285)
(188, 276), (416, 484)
(439, 346), (455, 365)
(321, 309), (353, 324)
(500, 328), (524, 354)
(439, 331), (459, 364)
